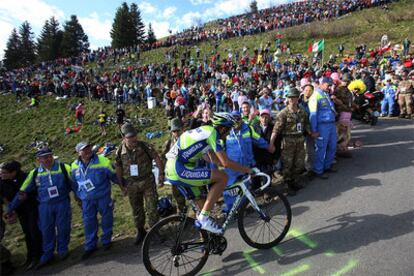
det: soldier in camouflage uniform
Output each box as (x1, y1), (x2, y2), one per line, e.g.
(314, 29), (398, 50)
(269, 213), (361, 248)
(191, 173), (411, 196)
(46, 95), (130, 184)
(270, 88), (311, 196)
(1, 207), (14, 275)
(115, 123), (164, 245)
(162, 118), (186, 213)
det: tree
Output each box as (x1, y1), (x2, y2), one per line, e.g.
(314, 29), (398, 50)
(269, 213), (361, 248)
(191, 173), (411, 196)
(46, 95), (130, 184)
(37, 17), (63, 62)
(3, 28), (22, 69)
(19, 21), (36, 67)
(130, 3), (146, 44)
(250, 0), (258, 13)
(110, 2), (133, 48)
(60, 15), (89, 58)
(146, 23), (156, 45)
(111, 2), (147, 48)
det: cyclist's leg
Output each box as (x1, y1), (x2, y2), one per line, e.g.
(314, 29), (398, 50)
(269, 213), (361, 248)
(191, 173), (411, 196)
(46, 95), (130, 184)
(201, 169), (227, 213)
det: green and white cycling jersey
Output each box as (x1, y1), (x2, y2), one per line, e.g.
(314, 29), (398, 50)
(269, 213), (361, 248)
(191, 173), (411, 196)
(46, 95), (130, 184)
(166, 125), (224, 164)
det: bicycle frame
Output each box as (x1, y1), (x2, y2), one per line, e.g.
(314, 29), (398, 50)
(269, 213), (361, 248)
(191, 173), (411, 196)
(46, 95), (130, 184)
(221, 172), (271, 231)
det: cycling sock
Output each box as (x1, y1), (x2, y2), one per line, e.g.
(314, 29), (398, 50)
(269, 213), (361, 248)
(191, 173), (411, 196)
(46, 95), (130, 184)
(198, 210), (210, 221)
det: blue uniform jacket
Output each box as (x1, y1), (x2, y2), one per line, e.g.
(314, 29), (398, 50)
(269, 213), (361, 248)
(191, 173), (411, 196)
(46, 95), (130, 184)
(308, 89), (337, 133)
(8, 161), (73, 212)
(381, 85), (397, 98)
(225, 123), (268, 185)
(71, 154), (118, 201)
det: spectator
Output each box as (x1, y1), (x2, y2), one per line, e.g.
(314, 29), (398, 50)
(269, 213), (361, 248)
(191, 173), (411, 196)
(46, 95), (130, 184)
(270, 88), (310, 195)
(115, 124), (164, 245)
(223, 111), (268, 213)
(98, 109), (108, 136)
(380, 79), (398, 117)
(6, 148), (73, 270)
(0, 161), (42, 271)
(71, 142), (121, 259)
(309, 77), (337, 179)
(162, 118), (186, 214)
(396, 71), (413, 119)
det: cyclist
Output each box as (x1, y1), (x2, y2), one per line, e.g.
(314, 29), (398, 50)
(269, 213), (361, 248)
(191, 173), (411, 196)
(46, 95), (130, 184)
(165, 112), (255, 234)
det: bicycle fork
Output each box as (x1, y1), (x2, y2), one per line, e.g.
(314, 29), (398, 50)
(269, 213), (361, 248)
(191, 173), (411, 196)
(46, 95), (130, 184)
(241, 184), (270, 222)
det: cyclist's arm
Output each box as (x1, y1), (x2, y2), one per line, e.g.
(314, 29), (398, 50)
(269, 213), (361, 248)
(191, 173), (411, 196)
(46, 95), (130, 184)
(215, 151), (252, 174)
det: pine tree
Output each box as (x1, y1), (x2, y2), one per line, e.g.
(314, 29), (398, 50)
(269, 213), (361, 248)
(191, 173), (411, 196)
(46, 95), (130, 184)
(130, 3), (146, 44)
(37, 17), (63, 61)
(110, 2), (133, 48)
(19, 21), (36, 67)
(60, 15), (89, 58)
(3, 28), (22, 69)
(146, 23), (156, 45)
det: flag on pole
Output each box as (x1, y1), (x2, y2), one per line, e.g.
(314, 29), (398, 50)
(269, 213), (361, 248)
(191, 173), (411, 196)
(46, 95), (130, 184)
(308, 39), (325, 53)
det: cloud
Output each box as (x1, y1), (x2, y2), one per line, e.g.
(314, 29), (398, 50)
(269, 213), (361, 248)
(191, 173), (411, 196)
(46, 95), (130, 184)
(150, 20), (178, 39)
(79, 12), (112, 43)
(0, 21), (14, 59)
(140, 1), (156, 15)
(162, 6), (177, 18)
(189, 0), (213, 5)
(180, 11), (203, 28)
(0, 0), (64, 28)
(0, 0), (66, 58)
(203, 0), (288, 20)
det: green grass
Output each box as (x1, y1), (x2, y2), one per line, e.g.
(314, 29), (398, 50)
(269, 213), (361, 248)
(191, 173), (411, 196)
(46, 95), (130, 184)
(1, 0), (414, 263)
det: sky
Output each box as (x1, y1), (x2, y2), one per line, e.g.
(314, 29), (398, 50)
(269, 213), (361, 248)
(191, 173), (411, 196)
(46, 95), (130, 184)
(0, 0), (292, 59)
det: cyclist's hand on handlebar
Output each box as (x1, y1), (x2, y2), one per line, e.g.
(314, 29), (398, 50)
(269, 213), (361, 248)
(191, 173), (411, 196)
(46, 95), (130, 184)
(250, 167), (261, 176)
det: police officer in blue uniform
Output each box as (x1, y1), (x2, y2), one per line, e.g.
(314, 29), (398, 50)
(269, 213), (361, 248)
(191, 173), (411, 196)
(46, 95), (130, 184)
(223, 111), (268, 213)
(308, 77), (338, 179)
(7, 148), (73, 270)
(71, 142), (121, 260)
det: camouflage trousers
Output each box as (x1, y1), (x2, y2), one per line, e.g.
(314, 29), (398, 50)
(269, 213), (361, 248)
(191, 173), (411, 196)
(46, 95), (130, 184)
(281, 136), (305, 183)
(127, 175), (159, 230)
(172, 185), (187, 213)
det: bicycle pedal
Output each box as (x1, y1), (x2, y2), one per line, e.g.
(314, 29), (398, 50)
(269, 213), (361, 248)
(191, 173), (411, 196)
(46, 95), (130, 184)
(194, 220), (202, 229)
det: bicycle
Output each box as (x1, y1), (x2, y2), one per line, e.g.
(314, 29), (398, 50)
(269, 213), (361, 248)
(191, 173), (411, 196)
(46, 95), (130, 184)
(142, 172), (292, 276)
(24, 139), (49, 152)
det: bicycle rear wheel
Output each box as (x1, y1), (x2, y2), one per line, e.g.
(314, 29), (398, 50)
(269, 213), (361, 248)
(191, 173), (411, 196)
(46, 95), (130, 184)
(238, 187), (291, 249)
(142, 215), (209, 276)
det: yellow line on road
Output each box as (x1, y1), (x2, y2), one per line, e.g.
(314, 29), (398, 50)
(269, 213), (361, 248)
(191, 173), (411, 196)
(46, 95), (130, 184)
(331, 259), (359, 276)
(272, 246), (284, 256)
(279, 263), (311, 276)
(288, 229), (318, 248)
(242, 249), (266, 274)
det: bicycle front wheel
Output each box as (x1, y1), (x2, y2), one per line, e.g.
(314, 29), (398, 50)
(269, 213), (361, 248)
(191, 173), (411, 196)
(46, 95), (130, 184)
(238, 188), (292, 249)
(142, 215), (209, 276)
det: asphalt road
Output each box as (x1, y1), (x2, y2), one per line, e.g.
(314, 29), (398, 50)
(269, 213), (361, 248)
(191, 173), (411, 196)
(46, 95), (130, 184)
(22, 118), (414, 276)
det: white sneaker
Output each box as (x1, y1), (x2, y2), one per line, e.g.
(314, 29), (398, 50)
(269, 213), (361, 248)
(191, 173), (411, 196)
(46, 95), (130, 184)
(195, 217), (224, 235)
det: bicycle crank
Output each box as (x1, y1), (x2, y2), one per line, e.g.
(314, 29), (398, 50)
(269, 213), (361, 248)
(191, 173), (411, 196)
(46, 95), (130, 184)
(209, 235), (227, 255)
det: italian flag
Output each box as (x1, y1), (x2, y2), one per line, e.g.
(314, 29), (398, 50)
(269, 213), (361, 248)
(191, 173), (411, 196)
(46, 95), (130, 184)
(308, 39), (325, 53)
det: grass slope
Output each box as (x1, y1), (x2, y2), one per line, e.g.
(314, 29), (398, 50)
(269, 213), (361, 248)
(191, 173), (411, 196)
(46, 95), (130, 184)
(1, 0), (413, 263)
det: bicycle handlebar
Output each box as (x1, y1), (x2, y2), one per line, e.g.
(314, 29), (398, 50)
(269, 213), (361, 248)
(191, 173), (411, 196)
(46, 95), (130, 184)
(244, 172), (271, 191)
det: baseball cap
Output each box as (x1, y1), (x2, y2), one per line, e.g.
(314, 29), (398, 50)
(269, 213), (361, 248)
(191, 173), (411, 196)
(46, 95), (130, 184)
(75, 141), (90, 152)
(260, 109), (270, 116)
(36, 147), (53, 157)
(321, 77), (334, 85)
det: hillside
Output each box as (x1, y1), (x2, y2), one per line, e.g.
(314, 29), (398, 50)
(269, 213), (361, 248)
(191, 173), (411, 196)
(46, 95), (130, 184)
(134, 0), (414, 66)
(1, 0), (413, 263)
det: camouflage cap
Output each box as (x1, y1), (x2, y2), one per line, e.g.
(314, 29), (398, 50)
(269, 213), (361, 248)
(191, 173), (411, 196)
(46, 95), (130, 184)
(287, 87), (300, 98)
(121, 123), (137, 138)
(170, 118), (183, 132)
